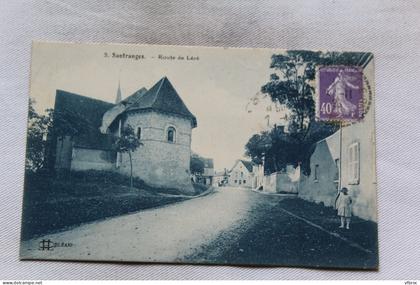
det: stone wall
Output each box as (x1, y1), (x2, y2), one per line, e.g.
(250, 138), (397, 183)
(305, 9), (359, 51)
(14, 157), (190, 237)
(119, 111), (194, 194)
(263, 167), (299, 194)
(71, 147), (115, 171)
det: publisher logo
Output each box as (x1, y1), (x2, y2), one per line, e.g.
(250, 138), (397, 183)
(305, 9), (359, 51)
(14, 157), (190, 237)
(38, 239), (73, 251)
(38, 239), (54, 251)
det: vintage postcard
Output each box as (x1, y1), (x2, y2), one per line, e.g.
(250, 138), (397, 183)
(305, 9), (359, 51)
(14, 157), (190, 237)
(21, 42), (377, 269)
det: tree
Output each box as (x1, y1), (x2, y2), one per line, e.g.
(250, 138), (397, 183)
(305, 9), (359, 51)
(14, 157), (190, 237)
(261, 50), (322, 132)
(245, 122), (340, 175)
(26, 99), (52, 171)
(245, 131), (272, 166)
(190, 155), (205, 174)
(245, 126), (301, 174)
(114, 125), (142, 188)
(26, 98), (94, 172)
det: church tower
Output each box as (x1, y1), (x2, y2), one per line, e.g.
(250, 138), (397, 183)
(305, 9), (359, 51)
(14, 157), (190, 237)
(115, 80), (122, 104)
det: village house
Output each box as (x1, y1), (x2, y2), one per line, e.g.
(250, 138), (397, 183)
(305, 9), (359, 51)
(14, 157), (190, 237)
(299, 55), (377, 221)
(201, 158), (214, 186)
(227, 160), (255, 188)
(212, 169), (229, 187)
(51, 77), (197, 194)
(190, 154), (214, 186)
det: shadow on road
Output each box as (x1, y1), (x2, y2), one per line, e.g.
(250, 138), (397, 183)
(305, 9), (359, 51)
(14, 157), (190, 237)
(187, 190), (378, 269)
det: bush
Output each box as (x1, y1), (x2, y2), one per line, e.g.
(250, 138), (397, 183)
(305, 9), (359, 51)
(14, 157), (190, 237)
(192, 183), (209, 195)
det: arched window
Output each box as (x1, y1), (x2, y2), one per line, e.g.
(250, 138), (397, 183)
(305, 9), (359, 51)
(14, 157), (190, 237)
(167, 127), (176, 143)
(136, 127), (142, 140)
(314, 164), (319, 181)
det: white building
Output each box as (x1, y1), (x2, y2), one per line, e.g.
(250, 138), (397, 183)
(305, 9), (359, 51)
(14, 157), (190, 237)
(228, 160), (255, 188)
(202, 158), (214, 186)
(213, 169), (229, 186)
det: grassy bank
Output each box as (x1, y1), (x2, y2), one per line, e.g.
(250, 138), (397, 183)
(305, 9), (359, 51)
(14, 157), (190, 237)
(21, 170), (206, 240)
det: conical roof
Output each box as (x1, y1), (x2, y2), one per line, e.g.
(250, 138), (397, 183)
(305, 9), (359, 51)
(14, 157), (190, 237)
(126, 77), (197, 127)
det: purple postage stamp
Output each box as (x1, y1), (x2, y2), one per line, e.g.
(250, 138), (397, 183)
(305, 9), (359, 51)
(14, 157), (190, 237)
(318, 66), (364, 121)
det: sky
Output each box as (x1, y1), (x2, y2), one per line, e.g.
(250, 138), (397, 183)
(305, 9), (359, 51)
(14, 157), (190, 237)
(30, 42), (289, 170)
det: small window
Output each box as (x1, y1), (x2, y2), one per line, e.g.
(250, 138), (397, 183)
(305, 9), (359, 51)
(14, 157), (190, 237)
(348, 142), (360, 184)
(243, 180), (246, 184)
(314, 164), (319, 181)
(136, 127), (142, 140)
(234, 180), (237, 183)
(167, 127), (176, 143)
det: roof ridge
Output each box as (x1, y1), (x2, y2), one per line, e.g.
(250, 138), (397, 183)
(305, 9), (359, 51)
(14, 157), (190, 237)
(123, 87), (148, 104)
(56, 89), (114, 106)
(151, 77), (167, 106)
(234, 159), (254, 172)
(123, 77), (197, 128)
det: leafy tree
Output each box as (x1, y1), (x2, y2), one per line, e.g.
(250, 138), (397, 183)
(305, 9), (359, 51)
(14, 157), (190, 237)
(190, 155), (205, 174)
(245, 131), (272, 166)
(26, 98), (93, 172)
(26, 99), (52, 171)
(245, 126), (301, 173)
(114, 125), (142, 188)
(261, 51), (321, 132)
(245, 122), (339, 175)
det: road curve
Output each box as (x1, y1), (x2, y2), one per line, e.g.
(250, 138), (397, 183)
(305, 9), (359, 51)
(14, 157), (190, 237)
(20, 186), (254, 263)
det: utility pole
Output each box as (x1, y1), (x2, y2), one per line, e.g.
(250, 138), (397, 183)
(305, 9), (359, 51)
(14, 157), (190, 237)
(339, 121), (343, 192)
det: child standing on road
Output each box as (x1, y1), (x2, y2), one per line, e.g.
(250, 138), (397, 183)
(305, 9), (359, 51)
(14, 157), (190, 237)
(335, 187), (352, 229)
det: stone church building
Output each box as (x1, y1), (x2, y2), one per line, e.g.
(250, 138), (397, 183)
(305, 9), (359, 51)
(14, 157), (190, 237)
(51, 77), (197, 193)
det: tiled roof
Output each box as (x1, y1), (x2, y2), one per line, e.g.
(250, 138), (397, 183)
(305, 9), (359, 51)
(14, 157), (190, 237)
(126, 77), (197, 127)
(240, 160), (254, 172)
(52, 77), (196, 151)
(53, 90), (115, 150)
(230, 159), (255, 173)
(121, 87), (148, 104)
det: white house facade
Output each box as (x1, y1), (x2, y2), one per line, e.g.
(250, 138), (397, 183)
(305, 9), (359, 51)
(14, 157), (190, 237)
(228, 160), (255, 188)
